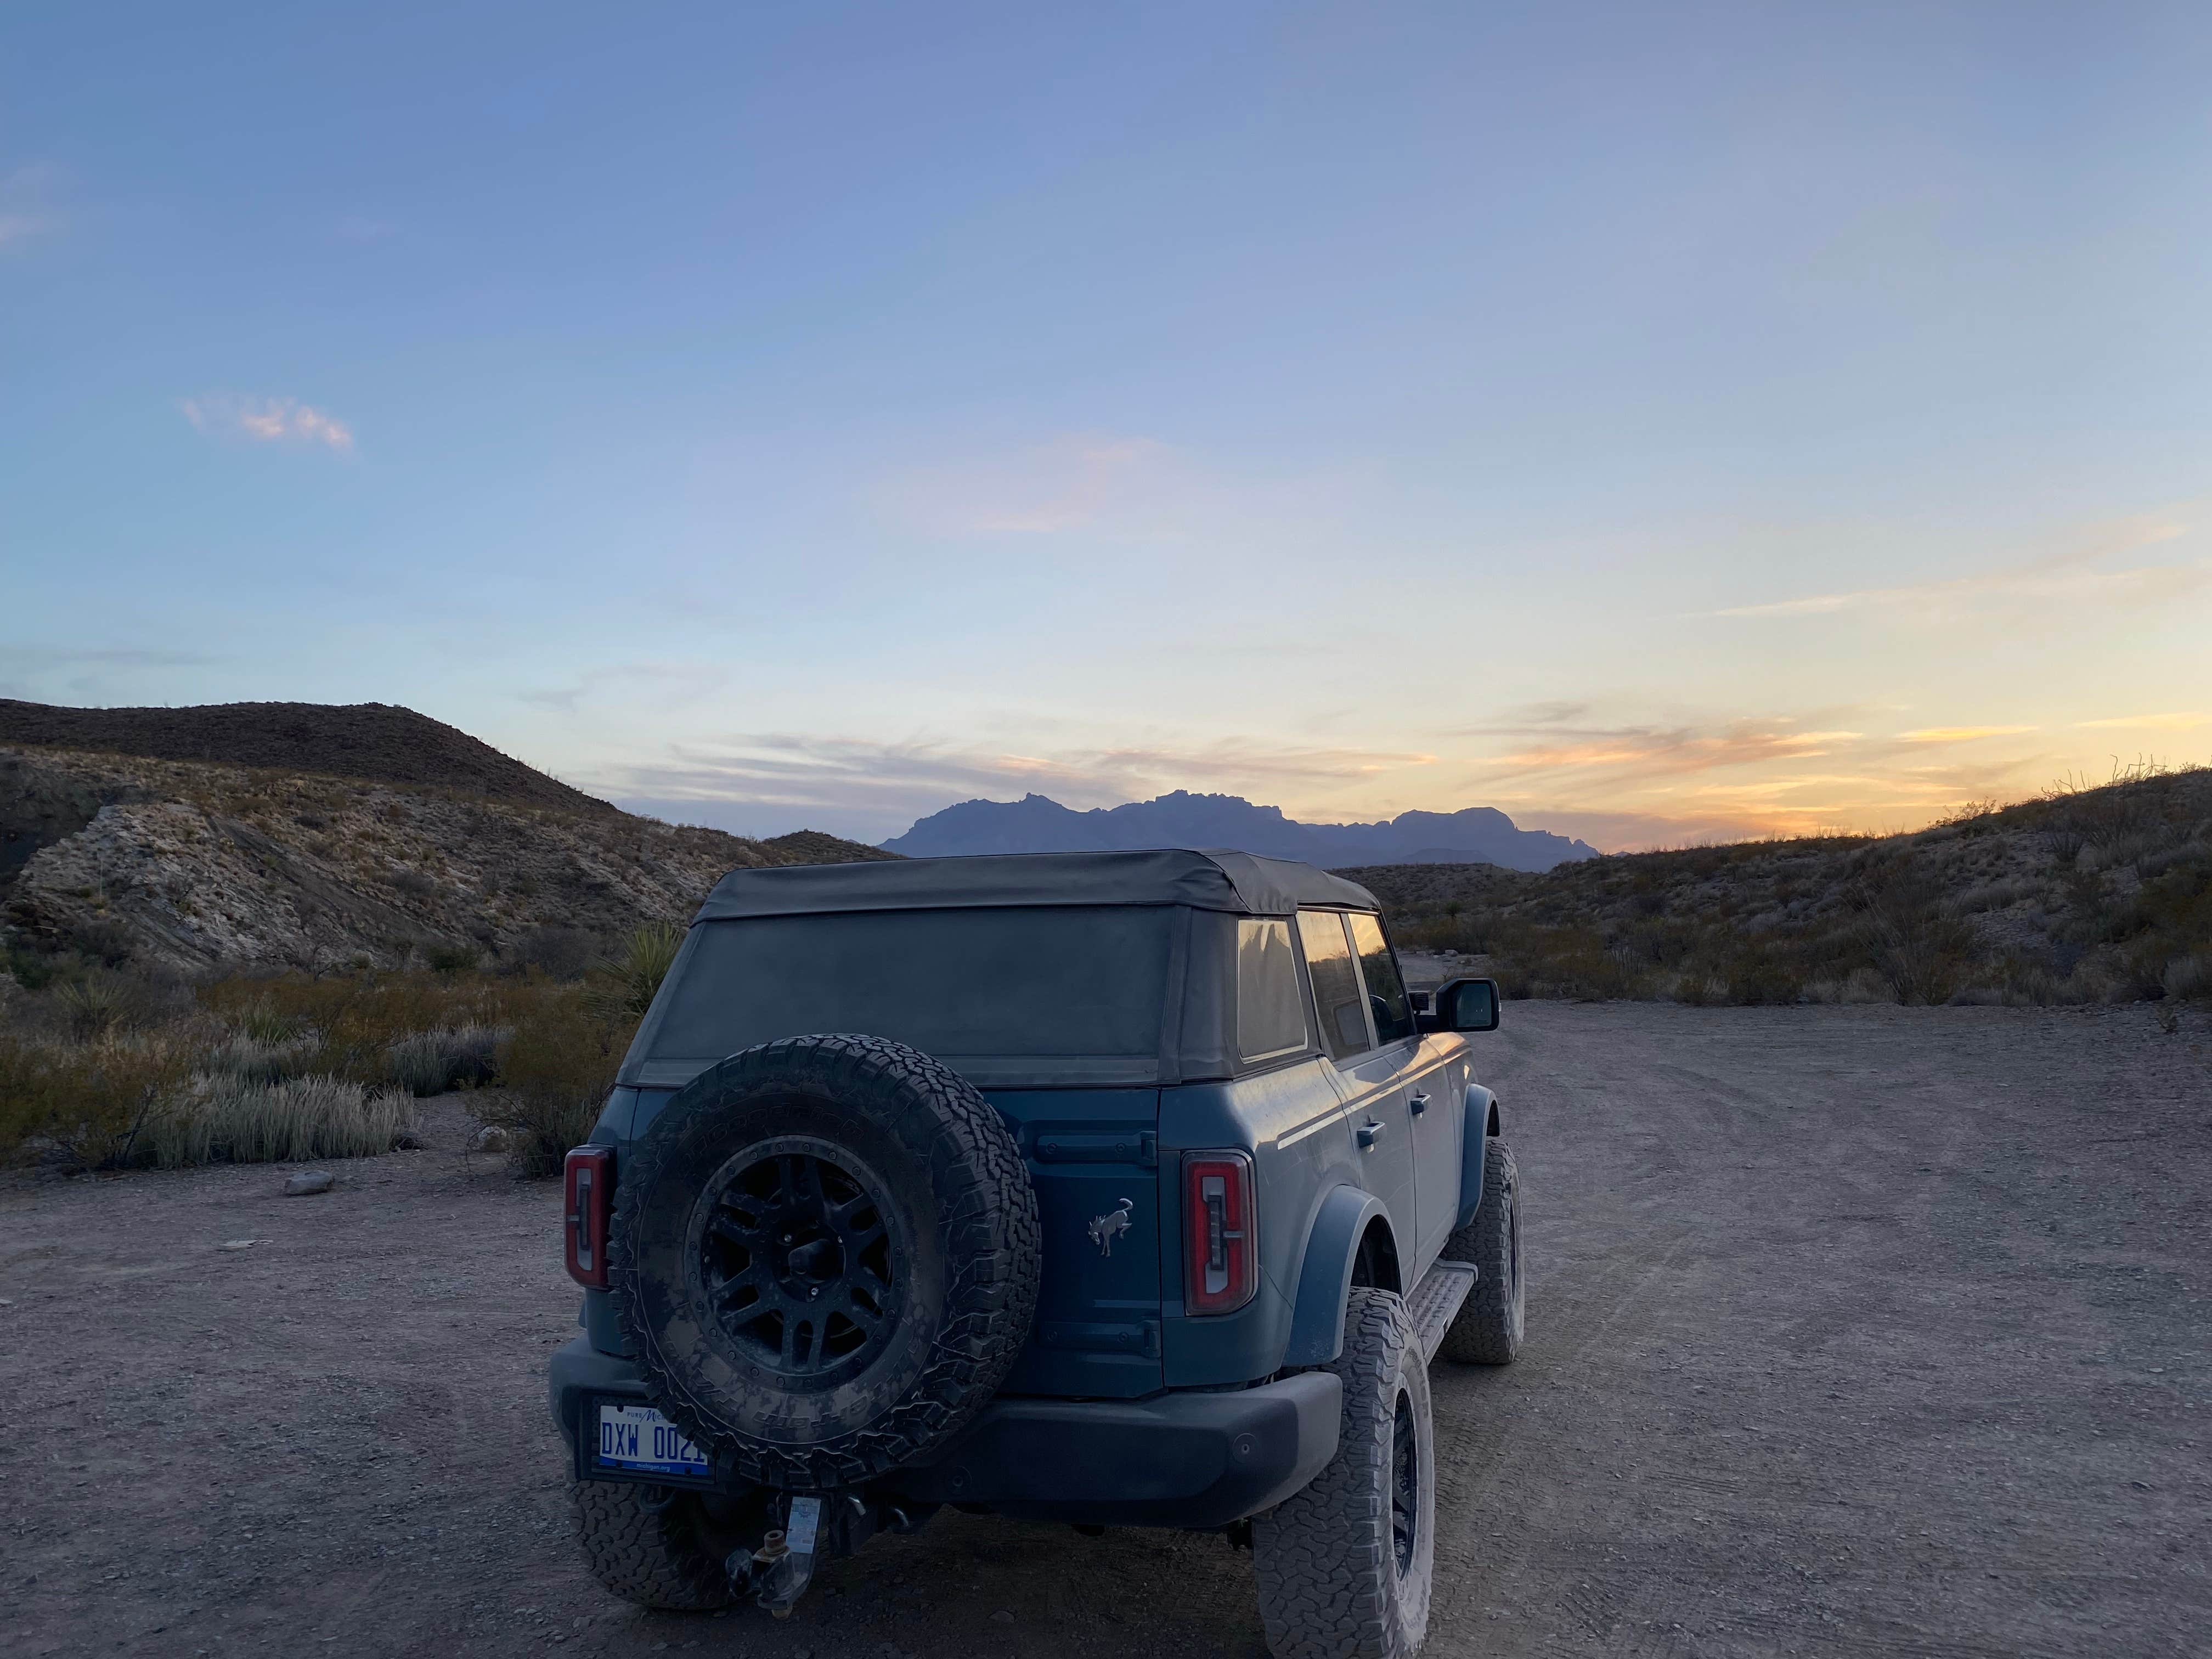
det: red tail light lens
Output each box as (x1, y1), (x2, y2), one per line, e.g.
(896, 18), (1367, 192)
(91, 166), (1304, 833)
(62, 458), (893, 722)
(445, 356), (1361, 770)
(1184, 1150), (1257, 1316)
(564, 1147), (614, 1288)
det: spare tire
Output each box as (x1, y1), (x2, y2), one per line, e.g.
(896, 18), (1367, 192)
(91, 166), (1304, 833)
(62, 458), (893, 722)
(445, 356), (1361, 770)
(611, 1034), (1041, 1490)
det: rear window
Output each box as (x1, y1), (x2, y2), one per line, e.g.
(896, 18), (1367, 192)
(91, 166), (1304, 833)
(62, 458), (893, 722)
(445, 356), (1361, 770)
(646, 906), (1172, 1086)
(1235, 918), (1307, 1063)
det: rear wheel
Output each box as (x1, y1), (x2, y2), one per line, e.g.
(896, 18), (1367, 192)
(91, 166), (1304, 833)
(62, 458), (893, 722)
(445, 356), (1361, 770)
(1251, 1289), (1435, 1659)
(571, 1482), (738, 1611)
(1438, 1139), (1523, 1365)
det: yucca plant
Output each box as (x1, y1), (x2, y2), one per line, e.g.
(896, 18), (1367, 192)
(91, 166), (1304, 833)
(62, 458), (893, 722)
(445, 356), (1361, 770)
(585, 922), (685, 1024)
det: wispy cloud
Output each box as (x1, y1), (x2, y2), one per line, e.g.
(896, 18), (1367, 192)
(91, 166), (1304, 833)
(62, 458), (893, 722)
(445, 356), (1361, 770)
(0, 162), (64, 250)
(588, 730), (1437, 834)
(2072, 712), (2209, 731)
(1897, 725), (2038, 743)
(181, 394), (355, 452)
(1713, 512), (2203, 620)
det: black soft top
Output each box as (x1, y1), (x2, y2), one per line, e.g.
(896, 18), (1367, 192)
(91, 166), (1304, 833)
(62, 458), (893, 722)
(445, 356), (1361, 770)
(693, 848), (1379, 923)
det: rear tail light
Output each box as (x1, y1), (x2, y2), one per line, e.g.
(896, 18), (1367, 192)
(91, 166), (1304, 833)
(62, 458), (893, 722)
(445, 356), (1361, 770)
(1184, 1150), (1257, 1316)
(564, 1147), (614, 1288)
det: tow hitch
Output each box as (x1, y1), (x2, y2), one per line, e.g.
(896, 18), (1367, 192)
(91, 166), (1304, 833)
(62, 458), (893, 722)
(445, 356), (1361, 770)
(726, 1493), (930, 1616)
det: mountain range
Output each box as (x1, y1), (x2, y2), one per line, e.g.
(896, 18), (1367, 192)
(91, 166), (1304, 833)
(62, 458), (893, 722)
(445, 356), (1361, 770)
(882, 791), (1599, 872)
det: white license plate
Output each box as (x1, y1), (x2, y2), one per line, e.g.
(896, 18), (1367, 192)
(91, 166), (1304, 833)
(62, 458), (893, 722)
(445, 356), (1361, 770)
(595, 1403), (711, 1480)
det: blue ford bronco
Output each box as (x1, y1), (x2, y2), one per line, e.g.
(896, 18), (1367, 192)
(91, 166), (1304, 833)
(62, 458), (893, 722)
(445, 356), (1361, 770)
(549, 850), (1523, 1658)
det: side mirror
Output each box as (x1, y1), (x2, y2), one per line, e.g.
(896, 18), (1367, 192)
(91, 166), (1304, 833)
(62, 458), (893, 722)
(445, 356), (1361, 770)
(1435, 976), (1499, 1033)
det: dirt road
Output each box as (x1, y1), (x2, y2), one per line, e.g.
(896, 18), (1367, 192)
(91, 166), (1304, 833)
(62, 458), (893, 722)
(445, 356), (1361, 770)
(4, 1004), (2207, 1658)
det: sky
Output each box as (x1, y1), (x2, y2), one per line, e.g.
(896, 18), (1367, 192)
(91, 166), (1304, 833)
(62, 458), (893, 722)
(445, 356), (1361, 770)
(3, 3), (2209, 850)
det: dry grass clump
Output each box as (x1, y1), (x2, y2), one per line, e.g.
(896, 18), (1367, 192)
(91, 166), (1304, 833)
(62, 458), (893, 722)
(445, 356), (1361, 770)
(0, 919), (684, 1176)
(385, 1023), (506, 1096)
(134, 1075), (419, 1169)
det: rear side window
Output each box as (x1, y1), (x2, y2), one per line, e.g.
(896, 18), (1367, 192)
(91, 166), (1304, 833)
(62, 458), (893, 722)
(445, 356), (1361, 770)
(1346, 911), (1415, 1045)
(1296, 910), (1372, 1060)
(1236, 918), (1307, 1063)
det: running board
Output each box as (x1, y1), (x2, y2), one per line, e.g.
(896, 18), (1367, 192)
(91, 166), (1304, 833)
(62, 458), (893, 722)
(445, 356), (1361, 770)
(1405, 1259), (1477, 1364)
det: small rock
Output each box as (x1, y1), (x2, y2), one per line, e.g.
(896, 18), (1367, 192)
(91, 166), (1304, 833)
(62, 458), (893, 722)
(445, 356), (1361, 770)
(473, 1126), (511, 1153)
(284, 1171), (335, 1197)
(991, 1611), (1014, 1624)
(217, 1239), (258, 1251)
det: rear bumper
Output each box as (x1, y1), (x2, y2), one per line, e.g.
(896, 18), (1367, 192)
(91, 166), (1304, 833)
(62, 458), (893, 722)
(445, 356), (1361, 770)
(547, 1336), (1340, 1528)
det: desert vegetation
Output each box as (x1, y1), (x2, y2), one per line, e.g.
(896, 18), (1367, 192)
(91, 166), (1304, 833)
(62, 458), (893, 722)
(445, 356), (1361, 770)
(0, 923), (679, 1177)
(1363, 764), (2212, 1007)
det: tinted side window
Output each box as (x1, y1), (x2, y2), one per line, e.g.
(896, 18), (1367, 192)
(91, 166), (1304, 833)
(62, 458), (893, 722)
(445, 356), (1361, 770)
(1297, 910), (1372, 1060)
(1346, 911), (1415, 1045)
(1237, 918), (1308, 1063)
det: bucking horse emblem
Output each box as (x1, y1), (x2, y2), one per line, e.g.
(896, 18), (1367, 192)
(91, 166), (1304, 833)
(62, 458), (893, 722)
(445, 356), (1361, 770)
(1088, 1198), (1135, 1257)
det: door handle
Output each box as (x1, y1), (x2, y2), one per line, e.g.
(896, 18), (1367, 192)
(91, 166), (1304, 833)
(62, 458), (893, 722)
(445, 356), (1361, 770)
(1356, 1119), (1385, 1150)
(1408, 1092), (1430, 1115)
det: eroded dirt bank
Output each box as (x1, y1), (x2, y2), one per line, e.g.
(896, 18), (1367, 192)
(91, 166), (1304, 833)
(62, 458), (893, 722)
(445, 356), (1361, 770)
(3, 1004), (2207, 1658)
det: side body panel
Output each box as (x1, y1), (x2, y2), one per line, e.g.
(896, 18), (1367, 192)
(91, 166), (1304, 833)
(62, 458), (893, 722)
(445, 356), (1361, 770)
(1406, 1036), (1472, 1266)
(1156, 1057), (1352, 1386)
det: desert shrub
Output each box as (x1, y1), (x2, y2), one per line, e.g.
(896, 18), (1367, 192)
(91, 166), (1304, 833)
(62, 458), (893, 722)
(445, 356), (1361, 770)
(424, 943), (479, 977)
(2163, 954), (2210, 1001)
(233, 994), (307, 1044)
(0, 1031), (197, 1168)
(4, 946), (60, 991)
(135, 1075), (418, 1168)
(586, 923), (685, 1023)
(55, 975), (129, 1041)
(385, 1023), (506, 1096)
(486, 994), (624, 1177)
(68, 917), (137, 967)
(507, 926), (603, 979)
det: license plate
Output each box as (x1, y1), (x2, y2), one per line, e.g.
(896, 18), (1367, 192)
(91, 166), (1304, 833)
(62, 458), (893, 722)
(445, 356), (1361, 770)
(594, 1403), (712, 1481)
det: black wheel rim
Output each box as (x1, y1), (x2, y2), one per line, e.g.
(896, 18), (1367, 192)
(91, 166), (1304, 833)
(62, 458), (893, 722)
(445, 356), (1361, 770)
(699, 1142), (902, 1379)
(1390, 1386), (1419, 1578)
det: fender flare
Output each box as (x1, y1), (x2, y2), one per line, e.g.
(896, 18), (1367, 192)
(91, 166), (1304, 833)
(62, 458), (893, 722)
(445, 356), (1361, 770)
(1455, 1085), (1501, 1231)
(1281, 1186), (1394, 1368)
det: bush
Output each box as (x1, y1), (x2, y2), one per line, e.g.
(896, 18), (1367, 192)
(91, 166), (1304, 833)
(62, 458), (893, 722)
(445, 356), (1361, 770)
(484, 993), (627, 1177)
(385, 1023), (506, 1096)
(585, 923), (685, 1023)
(55, 976), (129, 1041)
(0, 1032), (196, 1169)
(134, 1075), (419, 1169)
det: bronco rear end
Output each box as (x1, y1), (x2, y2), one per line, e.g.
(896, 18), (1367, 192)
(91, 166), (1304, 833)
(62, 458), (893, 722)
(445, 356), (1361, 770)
(545, 849), (1521, 1659)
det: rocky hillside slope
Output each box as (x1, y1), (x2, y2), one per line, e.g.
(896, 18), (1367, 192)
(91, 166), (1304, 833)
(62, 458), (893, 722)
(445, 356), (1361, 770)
(1348, 768), (2212, 1006)
(1, 729), (893, 974)
(0, 699), (614, 817)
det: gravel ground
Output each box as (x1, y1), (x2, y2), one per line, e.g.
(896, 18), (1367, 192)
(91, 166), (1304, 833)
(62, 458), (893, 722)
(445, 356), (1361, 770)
(3, 1003), (2207, 1658)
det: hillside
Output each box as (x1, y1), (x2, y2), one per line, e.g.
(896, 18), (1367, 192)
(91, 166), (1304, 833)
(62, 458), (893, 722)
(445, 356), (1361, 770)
(0, 730), (893, 975)
(885, 789), (1598, 872)
(0, 699), (613, 817)
(1346, 768), (2212, 1006)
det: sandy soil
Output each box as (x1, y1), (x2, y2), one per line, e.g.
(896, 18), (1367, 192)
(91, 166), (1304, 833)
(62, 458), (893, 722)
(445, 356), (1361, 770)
(3, 1003), (2207, 1658)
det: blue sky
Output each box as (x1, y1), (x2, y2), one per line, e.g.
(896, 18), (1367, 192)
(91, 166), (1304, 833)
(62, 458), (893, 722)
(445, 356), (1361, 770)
(4, 3), (2208, 848)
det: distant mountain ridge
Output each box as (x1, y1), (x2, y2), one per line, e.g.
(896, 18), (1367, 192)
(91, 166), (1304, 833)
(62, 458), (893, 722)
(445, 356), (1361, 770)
(883, 790), (1599, 872)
